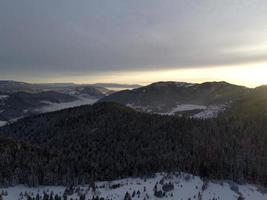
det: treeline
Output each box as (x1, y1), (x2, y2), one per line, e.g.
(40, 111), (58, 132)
(0, 102), (267, 187)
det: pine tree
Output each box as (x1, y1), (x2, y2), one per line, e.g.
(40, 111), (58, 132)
(124, 192), (132, 200)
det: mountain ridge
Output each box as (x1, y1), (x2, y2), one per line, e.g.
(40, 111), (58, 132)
(99, 81), (251, 117)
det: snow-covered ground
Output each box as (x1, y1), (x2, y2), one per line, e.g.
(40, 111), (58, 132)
(159, 104), (225, 119)
(0, 95), (8, 100)
(37, 97), (99, 113)
(1, 172), (267, 200)
(106, 87), (134, 91)
(0, 120), (7, 127)
(126, 104), (153, 113)
(164, 104), (207, 114)
(126, 103), (225, 119)
(193, 105), (225, 119)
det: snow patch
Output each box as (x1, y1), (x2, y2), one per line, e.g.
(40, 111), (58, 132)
(193, 105), (225, 119)
(202, 182), (238, 200)
(126, 103), (225, 119)
(160, 104), (207, 115)
(0, 95), (8, 100)
(175, 82), (195, 88)
(0, 121), (7, 127)
(159, 104), (225, 119)
(171, 104), (207, 112)
(126, 104), (152, 112)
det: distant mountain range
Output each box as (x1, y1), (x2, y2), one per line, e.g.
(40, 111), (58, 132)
(99, 81), (251, 118)
(0, 80), (266, 125)
(0, 80), (141, 94)
(1, 80), (267, 188)
(0, 80), (117, 124)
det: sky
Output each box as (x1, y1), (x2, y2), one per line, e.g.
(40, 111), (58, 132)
(0, 0), (267, 87)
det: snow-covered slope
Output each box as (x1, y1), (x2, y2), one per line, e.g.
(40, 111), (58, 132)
(159, 104), (226, 119)
(2, 172), (267, 200)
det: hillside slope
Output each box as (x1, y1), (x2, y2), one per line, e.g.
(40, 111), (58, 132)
(99, 81), (250, 118)
(223, 85), (267, 119)
(1, 102), (267, 186)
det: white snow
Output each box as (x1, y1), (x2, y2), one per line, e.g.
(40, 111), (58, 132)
(169, 104), (207, 113)
(0, 95), (8, 100)
(159, 104), (225, 119)
(126, 104), (152, 113)
(1, 185), (65, 200)
(126, 103), (225, 119)
(37, 97), (98, 113)
(193, 105), (225, 119)
(175, 82), (195, 88)
(159, 104), (207, 116)
(202, 182), (238, 200)
(0, 120), (7, 127)
(106, 87), (134, 91)
(239, 184), (267, 200)
(2, 172), (267, 200)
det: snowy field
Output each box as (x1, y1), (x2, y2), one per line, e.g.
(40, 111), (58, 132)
(126, 103), (225, 119)
(193, 105), (225, 119)
(1, 172), (267, 200)
(0, 95), (8, 100)
(163, 104), (207, 115)
(0, 120), (7, 127)
(159, 104), (225, 119)
(126, 104), (153, 113)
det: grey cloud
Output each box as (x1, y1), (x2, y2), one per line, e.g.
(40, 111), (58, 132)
(0, 0), (267, 79)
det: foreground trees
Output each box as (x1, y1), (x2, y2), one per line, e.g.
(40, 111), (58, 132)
(0, 102), (267, 186)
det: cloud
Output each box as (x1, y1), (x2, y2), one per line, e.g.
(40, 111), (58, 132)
(0, 0), (267, 81)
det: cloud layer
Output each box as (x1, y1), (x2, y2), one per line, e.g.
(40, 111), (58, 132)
(0, 0), (266, 81)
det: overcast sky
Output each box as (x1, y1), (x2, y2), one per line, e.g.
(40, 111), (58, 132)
(0, 0), (267, 86)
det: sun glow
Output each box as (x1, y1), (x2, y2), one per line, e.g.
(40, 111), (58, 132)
(56, 62), (266, 88)
(26, 62), (267, 88)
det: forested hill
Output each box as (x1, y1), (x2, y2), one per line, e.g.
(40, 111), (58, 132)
(98, 81), (250, 117)
(0, 101), (267, 187)
(222, 85), (267, 119)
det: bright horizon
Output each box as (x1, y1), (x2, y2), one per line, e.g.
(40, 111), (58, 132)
(7, 62), (267, 88)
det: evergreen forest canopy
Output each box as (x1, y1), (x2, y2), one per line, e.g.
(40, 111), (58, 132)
(0, 86), (267, 187)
